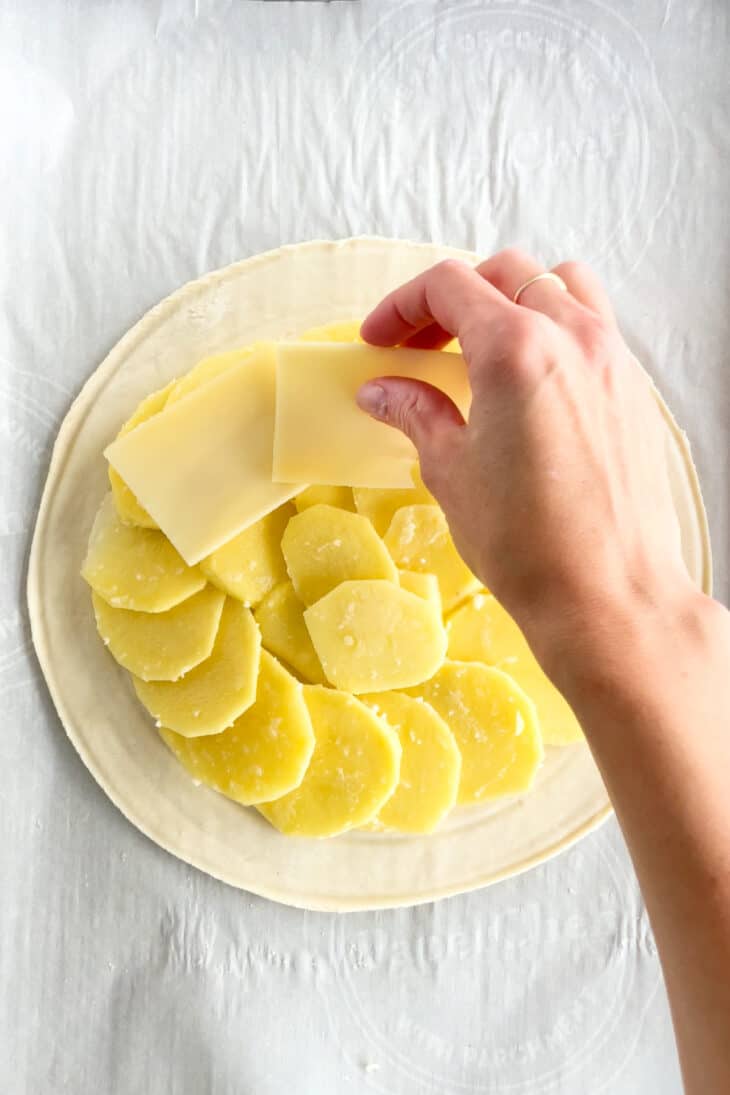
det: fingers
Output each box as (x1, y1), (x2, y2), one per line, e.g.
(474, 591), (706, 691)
(551, 261), (617, 327)
(360, 259), (510, 347)
(475, 248), (583, 326)
(356, 377), (465, 457)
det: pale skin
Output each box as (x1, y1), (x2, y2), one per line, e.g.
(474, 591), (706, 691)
(357, 250), (730, 1095)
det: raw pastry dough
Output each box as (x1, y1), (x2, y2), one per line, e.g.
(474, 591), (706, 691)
(81, 494), (206, 612)
(92, 586), (225, 682)
(303, 579), (447, 693)
(160, 652), (315, 805)
(281, 503), (397, 606)
(258, 686), (401, 837)
(134, 599), (261, 737)
(447, 593), (583, 746)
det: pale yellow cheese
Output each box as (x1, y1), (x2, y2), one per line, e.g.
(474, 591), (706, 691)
(133, 598), (261, 737)
(160, 652), (315, 805)
(200, 502), (294, 607)
(294, 486), (355, 512)
(410, 660), (543, 803)
(105, 345), (302, 566)
(92, 586), (225, 681)
(303, 579), (447, 693)
(353, 467), (435, 536)
(281, 504), (397, 606)
(398, 570), (442, 613)
(273, 342), (470, 487)
(384, 504), (480, 612)
(81, 494), (206, 612)
(258, 686), (401, 837)
(253, 581), (326, 684)
(109, 382), (176, 528)
(363, 692), (461, 833)
(447, 593), (583, 745)
(165, 347), (256, 405)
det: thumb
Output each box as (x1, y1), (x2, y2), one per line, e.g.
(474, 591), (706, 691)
(356, 377), (465, 456)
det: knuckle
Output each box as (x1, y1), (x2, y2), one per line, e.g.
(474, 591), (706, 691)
(392, 388), (426, 437)
(434, 258), (470, 281)
(497, 246), (533, 268)
(582, 315), (615, 360)
(506, 312), (550, 358)
(554, 259), (586, 282)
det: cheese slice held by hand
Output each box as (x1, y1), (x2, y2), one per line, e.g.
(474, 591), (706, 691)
(105, 345), (302, 565)
(273, 342), (470, 488)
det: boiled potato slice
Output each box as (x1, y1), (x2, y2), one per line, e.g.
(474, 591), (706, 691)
(82, 494), (206, 612)
(159, 652), (315, 804)
(200, 502), (294, 607)
(253, 580), (326, 684)
(92, 586), (225, 681)
(133, 598), (261, 736)
(384, 504), (480, 612)
(281, 504), (397, 606)
(410, 660), (543, 803)
(297, 320), (362, 343)
(447, 593), (583, 745)
(363, 691), (460, 833)
(398, 569), (441, 613)
(294, 486), (355, 512)
(304, 579), (447, 693)
(353, 467), (434, 536)
(108, 382), (175, 527)
(258, 686), (401, 837)
(165, 347), (256, 405)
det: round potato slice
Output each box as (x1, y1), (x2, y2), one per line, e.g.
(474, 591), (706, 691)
(92, 586), (225, 681)
(133, 598), (261, 737)
(397, 569), (441, 613)
(254, 580), (326, 684)
(108, 382), (175, 527)
(303, 579), (447, 693)
(447, 593), (583, 746)
(410, 660), (543, 804)
(294, 486), (355, 512)
(258, 686), (401, 837)
(165, 346), (257, 405)
(353, 466), (434, 536)
(200, 502), (294, 607)
(160, 652), (315, 805)
(384, 504), (480, 612)
(81, 494), (206, 612)
(363, 692), (461, 833)
(281, 504), (397, 606)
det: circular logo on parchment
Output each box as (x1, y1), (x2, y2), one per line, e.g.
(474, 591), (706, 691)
(334, 0), (677, 288)
(312, 831), (659, 1092)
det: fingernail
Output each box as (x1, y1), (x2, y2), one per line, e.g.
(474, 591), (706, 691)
(357, 381), (388, 419)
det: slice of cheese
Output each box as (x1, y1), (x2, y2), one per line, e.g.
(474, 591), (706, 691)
(253, 580), (326, 684)
(160, 652), (315, 805)
(108, 382), (176, 528)
(92, 586), (225, 681)
(447, 593), (583, 745)
(258, 686), (401, 837)
(297, 320), (362, 343)
(409, 660), (543, 803)
(200, 502), (294, 607)
(281, 504), (397, 606)
(165, 347), (256, 405)
(81, 494), (206, 612)
(303, 579), (447, 693)
(362, 691), (461, 833)
(273, 342), (470, 487)
(133, 598), (261, 737)
(105, 345), (302, 565)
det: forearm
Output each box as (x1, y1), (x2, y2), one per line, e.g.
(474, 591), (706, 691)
(555, 591), (730, 1095)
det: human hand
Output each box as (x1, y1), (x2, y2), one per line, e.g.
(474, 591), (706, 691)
(357, 250), (695, 670)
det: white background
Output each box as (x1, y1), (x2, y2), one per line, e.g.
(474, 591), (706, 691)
(2, 2), (728, 1092)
